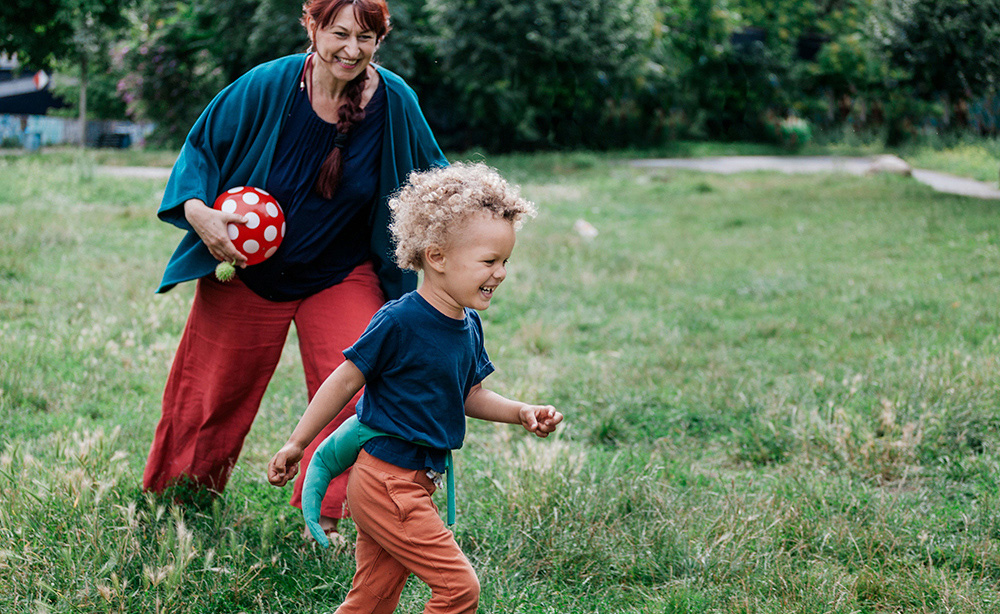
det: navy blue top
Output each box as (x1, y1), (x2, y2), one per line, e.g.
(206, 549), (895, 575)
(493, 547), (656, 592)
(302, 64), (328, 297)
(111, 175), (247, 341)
(344, 292), (495, 473)
(237, 77), (387, 301)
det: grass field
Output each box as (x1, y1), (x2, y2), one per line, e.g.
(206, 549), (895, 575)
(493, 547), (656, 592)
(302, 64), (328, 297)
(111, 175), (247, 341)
(2, 145), (1000, 612)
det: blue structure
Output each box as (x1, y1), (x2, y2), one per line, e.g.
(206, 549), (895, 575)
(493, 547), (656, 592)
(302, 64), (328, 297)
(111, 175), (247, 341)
(0, 54), (152, 148)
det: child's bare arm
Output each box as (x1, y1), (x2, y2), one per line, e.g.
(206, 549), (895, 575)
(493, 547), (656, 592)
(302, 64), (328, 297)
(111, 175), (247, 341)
(465, 383), (563, 437)
(267, 360), (366, 487)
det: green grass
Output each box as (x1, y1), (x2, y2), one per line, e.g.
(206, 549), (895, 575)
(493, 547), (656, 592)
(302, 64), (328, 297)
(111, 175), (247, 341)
(0, 146), (182, 167)
(896, 140), (1000, 185)
(2, 146), (1000, 612)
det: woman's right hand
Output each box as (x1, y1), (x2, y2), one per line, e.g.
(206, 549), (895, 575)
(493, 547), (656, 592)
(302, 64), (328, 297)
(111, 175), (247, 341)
(184, 198), (249, 267)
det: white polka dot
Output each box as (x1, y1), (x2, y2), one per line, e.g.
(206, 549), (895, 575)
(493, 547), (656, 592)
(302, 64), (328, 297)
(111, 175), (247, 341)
(255, 187), (270, 196)
(227, 224), (239, 240)
(281, 222), (286, 237)
(243, 240), (260, 254)
(227, 186), (242, 194)
(242, 192), (260, 205)
(266, 202), (279, 218)
(264, 225), (277, 241)
(245, 212), (260, 229)
(221, 199), (238, 213)
(265, 246), (278, 259)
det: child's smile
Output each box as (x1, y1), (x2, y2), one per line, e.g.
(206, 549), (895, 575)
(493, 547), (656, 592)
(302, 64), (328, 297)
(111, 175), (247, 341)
(419, 211), (516, 318)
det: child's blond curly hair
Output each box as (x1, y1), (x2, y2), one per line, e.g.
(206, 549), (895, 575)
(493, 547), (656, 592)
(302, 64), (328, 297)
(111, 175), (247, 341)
(389, 162), (537, 271)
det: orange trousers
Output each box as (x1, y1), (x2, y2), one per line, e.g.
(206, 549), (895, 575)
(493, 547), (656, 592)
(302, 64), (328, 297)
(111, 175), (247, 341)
(143, 262), (384, 518)
(336, 451), (480, 614)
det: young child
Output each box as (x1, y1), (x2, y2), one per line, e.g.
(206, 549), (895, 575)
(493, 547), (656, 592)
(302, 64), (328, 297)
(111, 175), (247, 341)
(267, 162), (563, 614)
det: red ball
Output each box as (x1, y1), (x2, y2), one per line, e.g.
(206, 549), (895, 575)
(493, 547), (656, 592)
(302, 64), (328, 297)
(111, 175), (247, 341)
(213, 186), (286, 266)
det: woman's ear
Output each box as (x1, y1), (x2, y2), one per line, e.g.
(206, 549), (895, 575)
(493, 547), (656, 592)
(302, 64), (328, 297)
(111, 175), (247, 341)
(424, 245), (447, 273)
(305, 16), (317, 48)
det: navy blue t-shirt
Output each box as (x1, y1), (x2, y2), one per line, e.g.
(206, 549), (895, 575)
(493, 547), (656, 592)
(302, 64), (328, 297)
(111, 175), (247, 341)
(237, 77), (387, 301)
(344, 291), (495, 473)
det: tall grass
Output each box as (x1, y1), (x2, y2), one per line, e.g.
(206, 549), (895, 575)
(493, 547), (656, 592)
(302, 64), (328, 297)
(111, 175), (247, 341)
(2, 148), (999, 612)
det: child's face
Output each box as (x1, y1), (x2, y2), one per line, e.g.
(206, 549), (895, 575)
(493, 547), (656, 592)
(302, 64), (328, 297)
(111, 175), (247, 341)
(436, 211), (516, 313)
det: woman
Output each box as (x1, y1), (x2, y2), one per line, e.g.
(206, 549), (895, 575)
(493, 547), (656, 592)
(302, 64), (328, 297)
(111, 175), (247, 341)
(143, 0), (447, 537)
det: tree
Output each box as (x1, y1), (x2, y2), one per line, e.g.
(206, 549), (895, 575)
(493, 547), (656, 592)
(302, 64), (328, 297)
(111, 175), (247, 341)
(427, 0), (656, 150)
(114, 0), (306, 147)
(0, 0), (132, 144)
(873, 0), (1000, 133)
(375, 0), (459, 147)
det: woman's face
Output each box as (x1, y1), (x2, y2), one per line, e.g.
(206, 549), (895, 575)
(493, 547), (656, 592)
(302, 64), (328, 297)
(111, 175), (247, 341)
(309, 7), (379, 84)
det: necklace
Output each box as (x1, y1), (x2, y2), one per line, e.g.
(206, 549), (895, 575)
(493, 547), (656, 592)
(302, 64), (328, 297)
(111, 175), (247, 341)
(299, 53), (314, 104)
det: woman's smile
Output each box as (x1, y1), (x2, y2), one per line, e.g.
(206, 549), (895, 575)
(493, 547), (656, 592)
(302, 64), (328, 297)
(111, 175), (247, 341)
(309, 7), (379, 85)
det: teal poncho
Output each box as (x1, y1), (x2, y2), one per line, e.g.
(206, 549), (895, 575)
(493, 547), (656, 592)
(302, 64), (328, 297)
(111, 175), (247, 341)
(155, 54), (448, 300)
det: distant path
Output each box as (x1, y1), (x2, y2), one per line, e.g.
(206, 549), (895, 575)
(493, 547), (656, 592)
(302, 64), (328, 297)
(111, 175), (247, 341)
(95, 166), (172, 180)
(631, 156), (1000, 200)
(93, 157), (1000, 200)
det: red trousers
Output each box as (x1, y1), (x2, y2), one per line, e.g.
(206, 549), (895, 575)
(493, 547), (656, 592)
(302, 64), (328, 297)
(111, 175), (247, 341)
(143, 261), (384, 518)
(337, 451), (479, 614)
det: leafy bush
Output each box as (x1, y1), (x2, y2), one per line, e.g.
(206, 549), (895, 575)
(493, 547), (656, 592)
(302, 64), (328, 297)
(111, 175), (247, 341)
(114, 0), (307, 148)
(37, 0), (1000, 150)
(778, 116), (812, 149)
(870, 0), (1000, 142)
(375, 0), (462, 149)
(426, 0), (656, 150)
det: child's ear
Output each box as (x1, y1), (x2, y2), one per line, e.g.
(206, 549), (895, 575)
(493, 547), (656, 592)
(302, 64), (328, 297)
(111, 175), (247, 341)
(424, 245), (447, 273)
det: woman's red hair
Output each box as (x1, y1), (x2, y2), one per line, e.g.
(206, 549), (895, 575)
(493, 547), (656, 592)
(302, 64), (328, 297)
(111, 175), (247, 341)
(302, 0), (390, 38)
(301, 0), (391, 199)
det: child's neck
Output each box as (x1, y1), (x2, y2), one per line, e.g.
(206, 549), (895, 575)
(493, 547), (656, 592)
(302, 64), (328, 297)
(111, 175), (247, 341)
(417, 282), (466, 320)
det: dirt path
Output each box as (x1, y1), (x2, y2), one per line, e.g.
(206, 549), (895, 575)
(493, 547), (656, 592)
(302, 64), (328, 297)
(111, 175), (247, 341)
(95, 166), (172, 180)
(630, 155), (1000, 200)
(95, 156), (1000, 200)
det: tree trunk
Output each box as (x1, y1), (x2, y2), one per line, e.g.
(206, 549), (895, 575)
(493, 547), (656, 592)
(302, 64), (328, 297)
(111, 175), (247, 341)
(78, 52), (88, 148)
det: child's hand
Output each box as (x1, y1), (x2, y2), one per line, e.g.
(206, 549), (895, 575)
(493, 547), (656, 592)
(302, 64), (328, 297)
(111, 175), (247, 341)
(518, 404), (563, 438)
(267, 443), (304, 487)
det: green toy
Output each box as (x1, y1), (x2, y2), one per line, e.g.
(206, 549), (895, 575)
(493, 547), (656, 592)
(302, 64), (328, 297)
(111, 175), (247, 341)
(302, 414), (455, 547)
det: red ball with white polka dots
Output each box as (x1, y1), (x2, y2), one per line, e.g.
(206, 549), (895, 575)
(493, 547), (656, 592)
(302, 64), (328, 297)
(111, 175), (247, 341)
(213, 186), (286, 266)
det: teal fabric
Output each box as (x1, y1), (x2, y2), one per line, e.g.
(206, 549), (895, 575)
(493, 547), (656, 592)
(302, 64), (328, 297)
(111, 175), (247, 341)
(302, 415), (455, 548)
(155, 54), (448, 300)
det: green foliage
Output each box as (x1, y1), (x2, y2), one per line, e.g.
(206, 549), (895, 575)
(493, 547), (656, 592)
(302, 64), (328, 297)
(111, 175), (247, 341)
(375, 0), (441, 88)
(691, 36), (790, 140)
(220, 0), (309, 84)
(0, 0), (131, 69)
(869, 0), (1000, 143)
(776, 115), (813, 149)
(374, 0), (460, 148)
(8, 0), (1000, 149)
(50, 59), (129, 120)
(809, 30), (886, 99)
(113, 0), (307, 147)
(426, 0), (657, 150)
(872, 0), (1000, 99)
(0, 0), (135, 137)
(657, 0), (803, 140)
(113, 5), (226, 147)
